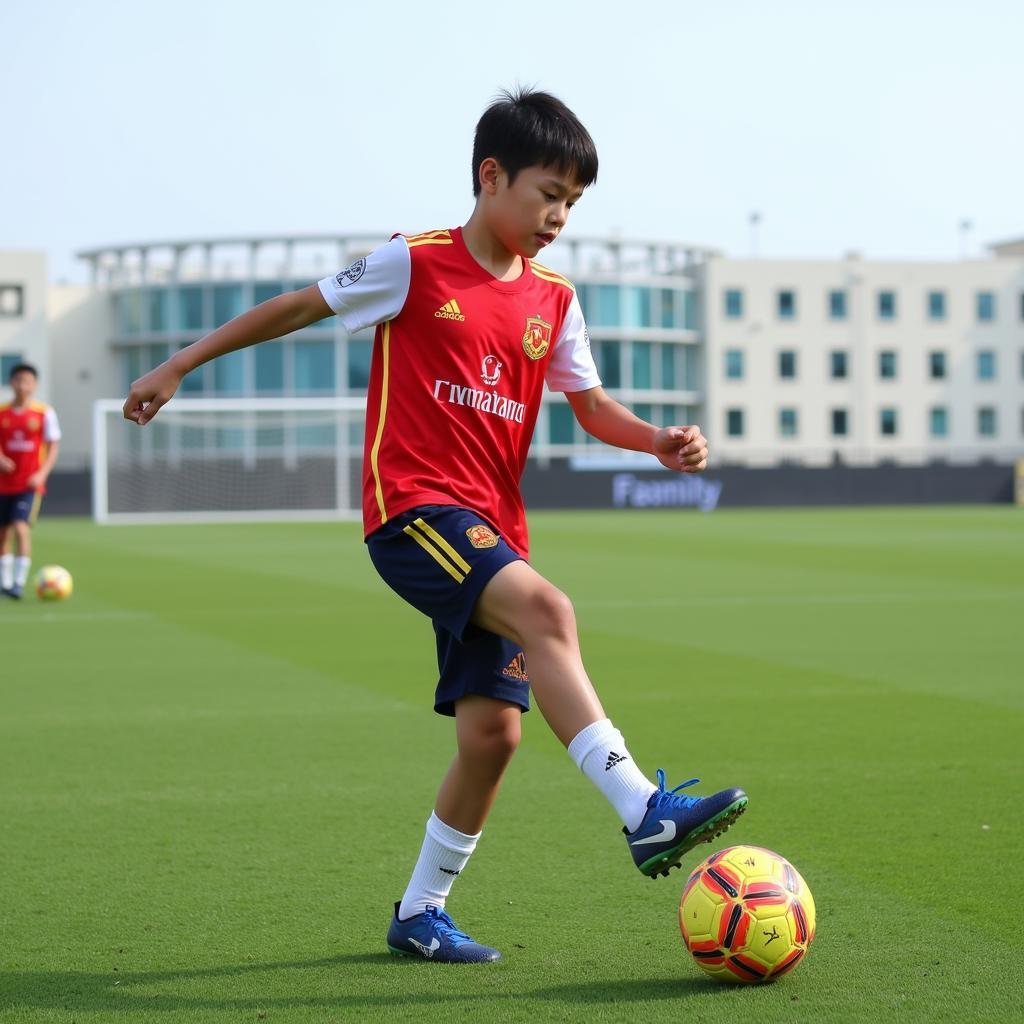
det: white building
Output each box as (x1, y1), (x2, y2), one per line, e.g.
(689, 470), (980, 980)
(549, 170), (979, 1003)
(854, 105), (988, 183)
(702, 245), (1024, 466)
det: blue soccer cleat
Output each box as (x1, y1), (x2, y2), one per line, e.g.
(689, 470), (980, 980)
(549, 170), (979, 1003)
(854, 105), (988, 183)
(626, 769), (748, 878)
(2, 585), (22, 600)
(386, 903), (501, 963)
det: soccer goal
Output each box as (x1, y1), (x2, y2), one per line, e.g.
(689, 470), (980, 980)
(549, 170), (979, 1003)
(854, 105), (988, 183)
(92, 396), (368, 523)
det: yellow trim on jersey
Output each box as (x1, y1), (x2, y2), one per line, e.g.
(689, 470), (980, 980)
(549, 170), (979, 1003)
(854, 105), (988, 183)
(406, 229), (453, 248)
(29, 491), (43, 526)
(369, 321), (392, 522)
(530, 263), (574, 290)
(403, 524), (466, 583)
(411, 517), (472, 574)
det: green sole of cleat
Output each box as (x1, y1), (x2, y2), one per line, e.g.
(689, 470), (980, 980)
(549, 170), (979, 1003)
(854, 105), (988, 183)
(640, 798), (748, 878)
(387, 945), (414, 958)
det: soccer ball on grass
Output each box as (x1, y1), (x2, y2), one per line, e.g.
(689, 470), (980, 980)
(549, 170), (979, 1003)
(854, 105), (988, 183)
(35, 564), (73, 601)
(679, 844), (815, 983)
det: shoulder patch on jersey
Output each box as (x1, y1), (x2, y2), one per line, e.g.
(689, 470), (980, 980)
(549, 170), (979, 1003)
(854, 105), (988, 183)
(405, 228), (453, 249)
(529, 262), (574, 291)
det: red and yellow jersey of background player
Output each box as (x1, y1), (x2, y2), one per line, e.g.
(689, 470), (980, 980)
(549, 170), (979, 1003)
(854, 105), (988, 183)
(0, 400), (62, 495)
(318, 227), (600, 558)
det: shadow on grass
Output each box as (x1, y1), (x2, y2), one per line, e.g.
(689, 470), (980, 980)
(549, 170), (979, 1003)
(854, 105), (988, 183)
(0, 954), (725, 1015)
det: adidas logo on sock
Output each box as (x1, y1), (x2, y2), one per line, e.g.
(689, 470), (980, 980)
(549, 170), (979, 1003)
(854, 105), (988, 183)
(605, 751), (628, 771)
(439, 867), (461, 876)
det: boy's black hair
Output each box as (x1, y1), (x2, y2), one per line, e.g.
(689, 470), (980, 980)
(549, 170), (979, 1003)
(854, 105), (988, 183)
(8, 363), (37, 381)
(472, 88), (598, 197)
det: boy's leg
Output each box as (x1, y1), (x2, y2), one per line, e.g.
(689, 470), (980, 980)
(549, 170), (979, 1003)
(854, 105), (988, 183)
(472, 559), (747, 875)
(389, 696), (516, 963)
(11, 519), (32, 595)
(0, 520), (12, 592)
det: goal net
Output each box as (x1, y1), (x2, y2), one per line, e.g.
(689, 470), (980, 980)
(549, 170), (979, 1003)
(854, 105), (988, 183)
(92, 397), (368, 523)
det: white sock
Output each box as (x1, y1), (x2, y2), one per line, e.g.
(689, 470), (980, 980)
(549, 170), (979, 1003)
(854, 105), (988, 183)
(14, 556), (30, 588)
(0, 554), (12, 589)
(568, 718), (657, 833)
(398, 812), (480, 920)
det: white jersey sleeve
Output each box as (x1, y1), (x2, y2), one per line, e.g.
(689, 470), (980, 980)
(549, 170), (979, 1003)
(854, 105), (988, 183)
(317, 236), (411, 333)
(43, 406), (61, 442)
(545, 291), (602, 393)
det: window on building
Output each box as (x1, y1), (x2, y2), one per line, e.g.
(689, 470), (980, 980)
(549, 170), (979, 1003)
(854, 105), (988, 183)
(977, 407), (997, 437)
(660, 345), (677, 389)
(146, 289), (170, 332)
(0, 284), (24, 317)
(828, 289), (847, 319)
(599, 341), (621, 388)
(724, 288), (743, 319)
(658, 289), (677, 328)
(117, 290), (145, 334)
(294, 339), (335, 393)
(929, 351), (947, 379)
(254, 281), (284, 305)
(0, 354), (25, 380)
(976, 291), (996, 322)
(632, 342), (652, 389)
(927, 290), (946, 320)
(726, 408), (744, 437)
(1020, 292), (1024, 321)
(777, 290), (796, 320)
(725, 349), (744, 380)
(632, 402), (653, 423)
(179, 343), (206, 393)
(930, 406), (948, 438)
(592, 285), (620, 327)
(879, 351), (898, 379)
(622, 287), (650, 328)
(779, 407), (798, 437)
(880, 408), (898, 436)
(778, 350), (797, 379)
(253, 341), (284, 393)
(177, 285), (204, 331)
(831, 408), (849, 436)
(678, 346), (698, 391)
(877, 291), (897, 320)
(830, 350), (848, 379)
(549, 403), (575, 444)
(977, 350), (996, 381)
(346, 339), (372, 390)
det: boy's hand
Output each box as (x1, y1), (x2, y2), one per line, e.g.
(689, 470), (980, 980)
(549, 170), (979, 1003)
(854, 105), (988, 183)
(652, 425), (708, 473)
(0, 453), (14, 473)
(26, 470), (46, 489)
(123, 360), (184, 426)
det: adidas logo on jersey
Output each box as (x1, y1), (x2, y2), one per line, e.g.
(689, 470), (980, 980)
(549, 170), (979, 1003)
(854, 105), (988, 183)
(435, 299), (466, 321)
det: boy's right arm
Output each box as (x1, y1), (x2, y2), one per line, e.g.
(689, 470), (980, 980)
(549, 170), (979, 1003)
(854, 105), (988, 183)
(123, 285), (332, 425)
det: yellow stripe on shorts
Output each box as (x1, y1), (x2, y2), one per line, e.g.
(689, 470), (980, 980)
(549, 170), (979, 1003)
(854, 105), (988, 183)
(411, 518), (472, 574)
(403, 524), (466, 583)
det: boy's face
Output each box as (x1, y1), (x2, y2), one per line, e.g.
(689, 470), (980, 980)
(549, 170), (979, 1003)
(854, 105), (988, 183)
(10, 371), (37, 402)
(487, 163), (585, 259)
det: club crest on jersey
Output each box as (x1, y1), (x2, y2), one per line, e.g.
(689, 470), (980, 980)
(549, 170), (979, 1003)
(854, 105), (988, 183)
(522, 316), (552, 360)
(466, 524), (498, 549)
(480, 354), (502, 386)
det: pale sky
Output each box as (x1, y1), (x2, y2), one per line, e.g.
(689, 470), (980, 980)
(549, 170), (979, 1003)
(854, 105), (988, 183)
(3, 0), (1023, 282)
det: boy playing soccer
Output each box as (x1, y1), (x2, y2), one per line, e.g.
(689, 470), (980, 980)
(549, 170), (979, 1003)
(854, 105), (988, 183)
(1, 364), (61, 599)
(123, 88), (747, 963)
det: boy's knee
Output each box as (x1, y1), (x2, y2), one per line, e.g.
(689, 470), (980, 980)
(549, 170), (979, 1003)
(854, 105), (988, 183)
(529, 584), (576, 640)
(462, 712), (521, 766)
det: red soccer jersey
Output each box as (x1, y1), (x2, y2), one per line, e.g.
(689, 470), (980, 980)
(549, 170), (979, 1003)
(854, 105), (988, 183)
(0, 401), (61, 495)
(319, 227), (600, 557)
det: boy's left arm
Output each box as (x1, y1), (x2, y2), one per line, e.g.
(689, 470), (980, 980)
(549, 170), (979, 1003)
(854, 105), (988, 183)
(27, 441), (60, 491)
(566, 387), (708, 473)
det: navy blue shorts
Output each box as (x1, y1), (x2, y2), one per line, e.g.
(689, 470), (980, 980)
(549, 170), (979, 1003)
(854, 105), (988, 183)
(0, 490), (38, 527)
(366, 505), (529, 717)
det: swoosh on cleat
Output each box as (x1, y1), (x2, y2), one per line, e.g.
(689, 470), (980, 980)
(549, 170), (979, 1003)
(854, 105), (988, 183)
(630, 819), (677, 847)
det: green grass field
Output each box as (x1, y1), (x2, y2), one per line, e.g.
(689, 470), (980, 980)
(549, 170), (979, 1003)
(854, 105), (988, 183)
(1, 507), (1021, 1023)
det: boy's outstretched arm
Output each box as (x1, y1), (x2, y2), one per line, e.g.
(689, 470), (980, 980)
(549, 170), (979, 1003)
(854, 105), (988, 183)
(123, 285), (333, 425)
(566, 386), (708, 473)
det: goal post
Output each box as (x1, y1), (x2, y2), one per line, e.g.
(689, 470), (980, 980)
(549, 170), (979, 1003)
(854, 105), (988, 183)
(92, 396), (368, 524)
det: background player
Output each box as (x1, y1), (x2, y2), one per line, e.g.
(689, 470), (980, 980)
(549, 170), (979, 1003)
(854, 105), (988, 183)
(121, 89), (748, 963)
(0, 364), (61, 599)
